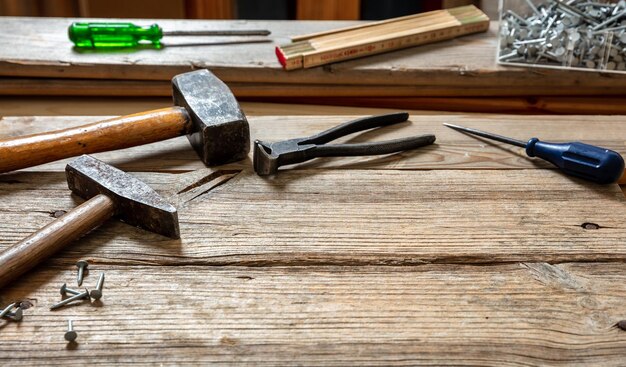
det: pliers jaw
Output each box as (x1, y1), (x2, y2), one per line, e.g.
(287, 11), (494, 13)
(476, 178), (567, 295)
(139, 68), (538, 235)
(253, 140), (278, 176)
(253, 139), (316, 176)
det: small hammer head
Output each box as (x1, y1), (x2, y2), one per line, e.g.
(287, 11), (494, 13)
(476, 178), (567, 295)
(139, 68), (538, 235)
(172, 69), (250, 166)
(65, 155), (180, 239)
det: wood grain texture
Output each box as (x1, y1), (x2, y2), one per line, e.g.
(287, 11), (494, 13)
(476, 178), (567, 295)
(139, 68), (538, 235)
(0, 107), (190, 173)
(1, 264), (625, 365)
(296, 0), (360, 20)
(4, 79), (626, 114)
(0, 0), (38, 16)
(0, 168), (624, 266)
(2, 18), (626, 96)
(1, 114), (624, 173)
(13, 78), (604, 98)
(0, 98), (418, 117)
(255, 95), (626, 115)
(1, 111), (625, 364)
(78, 0), (185, 18)
(186, 0), (234, 19)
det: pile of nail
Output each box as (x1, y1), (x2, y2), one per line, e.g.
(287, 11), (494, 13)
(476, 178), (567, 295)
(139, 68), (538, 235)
(50, 260), (105, 310)
(499, 0), (626, 71)
(0, 302), (23, 322)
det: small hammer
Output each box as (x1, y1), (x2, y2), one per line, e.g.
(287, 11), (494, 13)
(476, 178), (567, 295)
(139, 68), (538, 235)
(0, 69), (249, 173)
(0, 155), (179, 289)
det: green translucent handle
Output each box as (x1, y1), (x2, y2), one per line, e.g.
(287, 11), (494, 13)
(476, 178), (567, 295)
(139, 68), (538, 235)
(68, 22), (164, 48)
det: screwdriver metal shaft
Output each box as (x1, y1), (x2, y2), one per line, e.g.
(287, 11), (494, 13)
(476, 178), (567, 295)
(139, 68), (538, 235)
(163, 29), (270, 36)
(444, 123), (526, 147)
(444, 123), (625, 184)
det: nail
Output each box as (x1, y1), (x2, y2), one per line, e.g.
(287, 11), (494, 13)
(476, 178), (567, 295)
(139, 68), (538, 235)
(500, 1), (626, 72)
(65, 320), (77, 342)
(4, 307), (23, 321)
(90, 273), (105, 300)
(0, 302), (17, 318)
(592, 10), (626, 31)
(50, 288), (90, 310)
(499, 50), (519, 61)
(76, 260), (88, 286)
(60, 283), (82, 296)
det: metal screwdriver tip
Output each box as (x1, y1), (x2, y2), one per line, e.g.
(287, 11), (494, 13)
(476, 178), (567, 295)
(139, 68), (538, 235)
(443, 123), (527, 148)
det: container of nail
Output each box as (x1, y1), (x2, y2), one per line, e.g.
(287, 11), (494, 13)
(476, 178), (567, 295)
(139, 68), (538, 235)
(498, 0), (626, 73)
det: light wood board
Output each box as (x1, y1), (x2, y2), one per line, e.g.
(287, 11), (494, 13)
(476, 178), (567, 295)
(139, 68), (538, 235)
(2, 18), (626, 96)
(1, 264), (625, 365)
(1, 113), (626, 364)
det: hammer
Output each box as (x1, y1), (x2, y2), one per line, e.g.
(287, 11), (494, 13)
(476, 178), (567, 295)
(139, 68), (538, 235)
(0, 69), (249, 173)
(0, 155), (179, 289)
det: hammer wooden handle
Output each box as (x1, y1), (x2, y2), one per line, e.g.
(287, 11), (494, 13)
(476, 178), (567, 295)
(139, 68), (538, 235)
(0, 107), (191, 173)
(0, 194), (115, 289)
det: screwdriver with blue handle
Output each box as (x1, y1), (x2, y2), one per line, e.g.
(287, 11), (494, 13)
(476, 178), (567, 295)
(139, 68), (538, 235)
(444, 123), (625, 184)
(69, 22), (271, 48)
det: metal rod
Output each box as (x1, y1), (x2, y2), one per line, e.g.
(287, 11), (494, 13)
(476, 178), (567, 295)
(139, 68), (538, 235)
(163, 29), (271, 36)
(161, 38), (272, 47)
(443, 123), (527, 148)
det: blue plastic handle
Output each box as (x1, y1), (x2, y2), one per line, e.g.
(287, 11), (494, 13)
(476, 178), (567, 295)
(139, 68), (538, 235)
(526, 138), (625, 184)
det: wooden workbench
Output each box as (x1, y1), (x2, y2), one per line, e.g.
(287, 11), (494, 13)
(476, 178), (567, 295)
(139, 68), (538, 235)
(0, 103), (625, 364)
(1, 17), (626, 98)
(3, 17), (626, 114)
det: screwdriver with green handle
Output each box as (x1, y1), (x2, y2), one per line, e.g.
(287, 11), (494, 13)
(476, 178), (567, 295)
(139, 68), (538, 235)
(69, 22), (271, 48)
(444, 123), (625, 184)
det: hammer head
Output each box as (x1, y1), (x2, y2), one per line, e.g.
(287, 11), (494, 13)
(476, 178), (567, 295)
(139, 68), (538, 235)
(172, 69), (250, 166)
(65, 155), (180, 239)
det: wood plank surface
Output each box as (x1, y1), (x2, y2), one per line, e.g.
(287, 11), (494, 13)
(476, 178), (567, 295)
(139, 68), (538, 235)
(4, 79), (626, 114)
(256, 96), (626, 115)
(0, 168), (624, 265)
(1, 263), (625, 365)
(15, 78), (589, 98)
(1, 114), (625, 173)
(0, 98), (425, 117)
(1, 112), (626, 364)
(2, 18), (626, 96)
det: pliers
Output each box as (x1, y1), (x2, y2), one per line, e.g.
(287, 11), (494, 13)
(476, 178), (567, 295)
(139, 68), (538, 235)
(253, 112), (436, 176)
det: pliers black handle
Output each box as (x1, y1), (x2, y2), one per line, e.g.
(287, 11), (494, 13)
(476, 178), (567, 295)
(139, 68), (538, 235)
(253, 112), (436, 176)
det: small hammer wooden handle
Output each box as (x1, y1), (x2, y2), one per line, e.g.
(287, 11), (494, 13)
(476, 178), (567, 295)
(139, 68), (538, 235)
(0, 107), (191, 173)
(0, 194), (115, 289)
